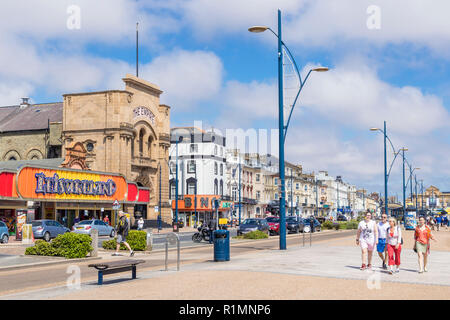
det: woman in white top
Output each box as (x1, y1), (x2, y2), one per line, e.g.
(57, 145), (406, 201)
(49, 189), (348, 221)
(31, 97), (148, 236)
(356, 212), (378, 270)
(386, 217), (402, 274)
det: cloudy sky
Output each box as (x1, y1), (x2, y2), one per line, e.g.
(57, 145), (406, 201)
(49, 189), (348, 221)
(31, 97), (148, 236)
(0, 0), (449, 197)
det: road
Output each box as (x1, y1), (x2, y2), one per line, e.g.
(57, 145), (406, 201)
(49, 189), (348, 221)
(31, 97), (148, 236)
(96, 229), (238, 249)
(0, 230), (355, 296)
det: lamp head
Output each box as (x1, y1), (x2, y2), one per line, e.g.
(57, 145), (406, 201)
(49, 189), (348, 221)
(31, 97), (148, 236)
(370, 128), (380, 132)
(248, 26), (269, 33)
(312, 67), (329, 72)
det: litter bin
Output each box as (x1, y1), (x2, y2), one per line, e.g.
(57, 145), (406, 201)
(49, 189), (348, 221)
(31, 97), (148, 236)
(213, 229), (230, 261)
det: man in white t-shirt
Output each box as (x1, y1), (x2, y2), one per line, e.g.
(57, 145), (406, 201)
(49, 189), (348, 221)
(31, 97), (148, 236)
(356, 212), (378, 270)
(377, 214), (390, 270)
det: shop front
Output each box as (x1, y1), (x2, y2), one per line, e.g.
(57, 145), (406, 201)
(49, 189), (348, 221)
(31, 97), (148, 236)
(171, 195), (233, 227)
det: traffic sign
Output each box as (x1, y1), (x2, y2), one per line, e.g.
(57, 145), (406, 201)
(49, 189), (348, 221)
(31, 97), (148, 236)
(113, 200), (120, 210)
(154, 206), (159, 212)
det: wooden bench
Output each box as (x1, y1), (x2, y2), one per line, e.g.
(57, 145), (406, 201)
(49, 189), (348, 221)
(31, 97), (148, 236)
(88, 259), (146, 285)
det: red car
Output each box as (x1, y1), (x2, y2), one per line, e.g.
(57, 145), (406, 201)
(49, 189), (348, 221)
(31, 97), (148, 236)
(266, 216), (280, 235)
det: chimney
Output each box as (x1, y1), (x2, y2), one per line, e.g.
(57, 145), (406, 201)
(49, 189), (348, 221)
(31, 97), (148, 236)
(20, 97), (30, 109)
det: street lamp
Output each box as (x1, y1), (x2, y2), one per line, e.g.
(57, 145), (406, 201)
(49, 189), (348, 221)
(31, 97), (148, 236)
(174, 135), (183, 232)
(398, 147), (408, 224)
(249, 9), (329, 250)
(370, 121), (399, 217)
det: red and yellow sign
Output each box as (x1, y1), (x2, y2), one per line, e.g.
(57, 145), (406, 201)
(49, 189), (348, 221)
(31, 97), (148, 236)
(16, 167), (127, 202)
(172, 195), (230, 212)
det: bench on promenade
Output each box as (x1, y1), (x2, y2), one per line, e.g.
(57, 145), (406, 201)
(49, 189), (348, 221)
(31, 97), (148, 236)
(88, 259), (146, 285)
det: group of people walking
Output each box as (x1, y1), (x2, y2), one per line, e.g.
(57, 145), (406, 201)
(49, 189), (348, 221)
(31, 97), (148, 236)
(357, 212), (437, 274)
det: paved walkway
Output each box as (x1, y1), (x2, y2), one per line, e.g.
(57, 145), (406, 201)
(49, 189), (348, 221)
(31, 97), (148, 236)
(2, 230), (449, 300)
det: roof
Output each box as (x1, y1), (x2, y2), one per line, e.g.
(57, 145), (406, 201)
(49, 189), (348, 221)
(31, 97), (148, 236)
(0, 158), (64, 171)
(0, 102), (62, 133)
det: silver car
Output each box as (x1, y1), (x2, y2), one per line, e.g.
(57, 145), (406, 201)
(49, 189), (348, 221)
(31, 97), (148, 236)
(72, 219), (115, 237)
(0, 221), (9, 243)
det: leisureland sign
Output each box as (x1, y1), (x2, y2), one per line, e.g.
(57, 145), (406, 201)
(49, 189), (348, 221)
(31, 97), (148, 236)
(35, 173), (116, 196)
(16, 167), (127, 201)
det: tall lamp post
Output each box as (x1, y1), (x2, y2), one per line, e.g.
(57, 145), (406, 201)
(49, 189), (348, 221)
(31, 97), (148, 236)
(249, 10), (328, 249)
(173, 136), (183, 232)
(399, 147), (408, 224)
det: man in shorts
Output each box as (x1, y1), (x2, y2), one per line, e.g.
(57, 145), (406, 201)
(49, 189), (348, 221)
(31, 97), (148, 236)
(377, 213), (389, 269)
(113, 211), (134, 257)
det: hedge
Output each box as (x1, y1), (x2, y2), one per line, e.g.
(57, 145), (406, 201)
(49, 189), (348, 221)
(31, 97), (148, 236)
(25, 233), (93, 259)
(243, 230), (269, 239)
(102, 230), (148, 251)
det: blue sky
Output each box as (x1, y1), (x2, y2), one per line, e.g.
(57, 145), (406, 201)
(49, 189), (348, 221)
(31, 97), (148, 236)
(0, 0), (449, 197)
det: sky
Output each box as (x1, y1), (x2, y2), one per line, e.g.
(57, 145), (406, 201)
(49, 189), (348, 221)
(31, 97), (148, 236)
(0, 0), (449, 198)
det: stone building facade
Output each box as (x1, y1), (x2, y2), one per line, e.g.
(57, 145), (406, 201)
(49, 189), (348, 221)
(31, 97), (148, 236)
(0, 100), (63, 161)
(62, 74), (171, 223)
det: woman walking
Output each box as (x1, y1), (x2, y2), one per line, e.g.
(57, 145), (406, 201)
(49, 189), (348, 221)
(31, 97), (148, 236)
(414, 216), (437, 274)
(356, 212), (378, 270)
(386, 217), (402, 274)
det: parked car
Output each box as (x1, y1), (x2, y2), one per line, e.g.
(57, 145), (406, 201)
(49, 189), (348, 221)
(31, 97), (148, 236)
(0, 221), (9, 244)
(265, 216), (280, 235)
(32, 220), (70, 242)
(300, 217), (322, 233)
(337, 214), (348, 221)
(237, 218), (269, 236)
(286, 216), (301, 233)
(72, 219), (115, 237)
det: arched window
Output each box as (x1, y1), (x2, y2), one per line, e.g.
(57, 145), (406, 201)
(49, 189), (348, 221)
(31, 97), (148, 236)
(220, 180), (223, 196)
(148, 136), (153, 159)
(214, 179), (218, 195)
(220, 163), (223, 176)
(9, 157), (16, 161)
(139, 128), (145, 155)
(214, 162), (218, 175)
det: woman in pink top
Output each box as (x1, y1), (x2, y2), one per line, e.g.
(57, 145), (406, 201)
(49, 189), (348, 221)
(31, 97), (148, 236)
(386, 217), (402, 274)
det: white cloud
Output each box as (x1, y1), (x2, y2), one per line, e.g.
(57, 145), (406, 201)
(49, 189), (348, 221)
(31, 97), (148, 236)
(141, 49), (224, 109)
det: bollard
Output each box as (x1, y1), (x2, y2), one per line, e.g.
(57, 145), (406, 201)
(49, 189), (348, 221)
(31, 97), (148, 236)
(165, 240), (168, 271)
(164, 233), (180, 272)
(303, 230), (305, 247)
(310, 230), (312, 247)
(91, 229), (98, 257)
(146, 229), (153, 251)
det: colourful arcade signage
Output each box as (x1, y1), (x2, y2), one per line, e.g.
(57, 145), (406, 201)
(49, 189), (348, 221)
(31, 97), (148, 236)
(16, 167), (127, 201)
(172, 195), (231, 211)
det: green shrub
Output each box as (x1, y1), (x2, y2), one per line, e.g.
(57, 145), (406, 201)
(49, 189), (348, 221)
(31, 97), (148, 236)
(339, 222), (347, 229)
(243, 230), (269, 239)
(333, 223), (341, 230)
(102, 230), (148, 251)
(346, 220), (359, 229)
(322, 221), (334, 230)
(25, 240), (57, 256)
(25, 233), (93, 259)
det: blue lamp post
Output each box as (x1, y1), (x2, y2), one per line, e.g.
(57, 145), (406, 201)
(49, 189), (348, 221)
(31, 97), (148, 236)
(174, 135), (183, 232)
(249, 9), (328, 250)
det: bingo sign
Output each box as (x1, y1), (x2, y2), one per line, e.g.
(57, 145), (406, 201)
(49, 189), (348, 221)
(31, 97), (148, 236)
(16, 167), (127, 202)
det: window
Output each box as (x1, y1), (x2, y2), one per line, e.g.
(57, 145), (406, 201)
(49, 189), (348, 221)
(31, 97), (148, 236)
(220, 180), (224, 196)
(187, 182), (196, 195)
(304, 185), (308, 191)
(170, 183), (176, 199)
(214, 162), (218, 175)
(256, 174), (260, 182)
(169, 162), (176, 174)
(214, 145), (218, 155)
(232, 186), (237, 201)
(274, 178), (278, 185)
(256, 191), (260, 200)
(296, 183), (299, 190)
(187, 160), (196, 173)
(220, 163), (223, 176)
(9, 157), (16, 161)
(139, 128), (145, 155)
(274, 193), (278, 199)
(190, 144), (198, 153)
(214, 179), (218, 195)
(86, 143), (94, 152)
(94, 220), (100, 225)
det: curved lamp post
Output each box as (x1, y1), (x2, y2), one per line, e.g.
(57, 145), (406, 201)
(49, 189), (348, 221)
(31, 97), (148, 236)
(249, 10), (329, 250)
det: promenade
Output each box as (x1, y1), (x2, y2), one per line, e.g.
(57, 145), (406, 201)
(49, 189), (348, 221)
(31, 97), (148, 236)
(1, 229), (449, 300)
